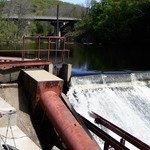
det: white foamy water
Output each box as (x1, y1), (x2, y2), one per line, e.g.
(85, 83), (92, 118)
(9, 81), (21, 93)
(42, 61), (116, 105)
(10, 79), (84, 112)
(67, 72), (150, 149)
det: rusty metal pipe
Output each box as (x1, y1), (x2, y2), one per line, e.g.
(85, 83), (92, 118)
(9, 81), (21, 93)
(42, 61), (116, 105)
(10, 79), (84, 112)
(40, 91), (101, 150)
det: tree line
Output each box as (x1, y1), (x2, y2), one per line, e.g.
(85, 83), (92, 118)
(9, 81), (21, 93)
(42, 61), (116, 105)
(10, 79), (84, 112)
(75, 0), (150, 45)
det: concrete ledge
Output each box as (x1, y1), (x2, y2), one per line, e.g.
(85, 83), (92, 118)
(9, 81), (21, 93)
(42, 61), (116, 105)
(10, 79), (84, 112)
(0, 125), (41, 150)
(19, 69), (64, 110)
(0, 97), (16, 127)
(23, 69), (63, 82)
(0, 67), (23, 83)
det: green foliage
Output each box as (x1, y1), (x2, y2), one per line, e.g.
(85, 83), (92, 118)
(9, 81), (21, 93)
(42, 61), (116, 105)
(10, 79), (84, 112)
(78, 0), (150, 44)
(29, 0), (86, 18)
(0, 20), (16, 42)
(29, 21), (52, 35)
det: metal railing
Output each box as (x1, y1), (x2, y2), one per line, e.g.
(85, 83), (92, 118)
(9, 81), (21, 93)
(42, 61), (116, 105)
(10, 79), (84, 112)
(22, 36), (70, 63)
(79, 112), (150, 150)
(0, 36), (70, 67)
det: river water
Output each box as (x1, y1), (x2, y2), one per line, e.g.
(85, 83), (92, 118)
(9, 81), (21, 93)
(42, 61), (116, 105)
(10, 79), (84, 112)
(0, 42), (149, 71)
(66, 42), (150, 74)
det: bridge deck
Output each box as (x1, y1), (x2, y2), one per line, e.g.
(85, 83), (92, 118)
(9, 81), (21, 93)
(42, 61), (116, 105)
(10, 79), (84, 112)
(5, 15), (81, 22)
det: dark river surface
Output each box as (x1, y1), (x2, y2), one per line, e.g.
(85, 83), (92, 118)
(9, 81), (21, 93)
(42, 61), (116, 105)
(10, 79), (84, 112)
(66, 42), (150, 75)
(0, 42), (149, 75)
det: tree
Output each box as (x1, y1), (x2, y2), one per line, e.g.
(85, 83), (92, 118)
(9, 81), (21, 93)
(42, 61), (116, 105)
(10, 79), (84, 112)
(77, 0), (150, 44)
(12, 0), (31, 38)
(0, 0), (17, 42)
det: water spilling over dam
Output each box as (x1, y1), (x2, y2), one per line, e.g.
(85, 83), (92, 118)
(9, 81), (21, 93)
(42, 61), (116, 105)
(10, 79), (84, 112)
(67, 71), (150, 149)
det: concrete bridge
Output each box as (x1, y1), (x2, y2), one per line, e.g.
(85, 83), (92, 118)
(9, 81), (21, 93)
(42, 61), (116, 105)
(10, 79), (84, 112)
(7, 15), (81, 22)
(5, 15), (81, 36)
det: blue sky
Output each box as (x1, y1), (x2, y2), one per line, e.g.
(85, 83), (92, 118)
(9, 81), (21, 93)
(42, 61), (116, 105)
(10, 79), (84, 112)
(61, 0), (100, 6)
(61, 0), (87, 6)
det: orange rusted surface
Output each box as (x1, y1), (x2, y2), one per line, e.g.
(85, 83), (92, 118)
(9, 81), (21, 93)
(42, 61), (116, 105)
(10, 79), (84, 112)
(40, 91), (101, 150)
(0, 60), (51, 67)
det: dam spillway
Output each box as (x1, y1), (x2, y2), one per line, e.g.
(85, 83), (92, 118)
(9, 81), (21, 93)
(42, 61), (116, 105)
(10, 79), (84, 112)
(67, 71), (150, 149)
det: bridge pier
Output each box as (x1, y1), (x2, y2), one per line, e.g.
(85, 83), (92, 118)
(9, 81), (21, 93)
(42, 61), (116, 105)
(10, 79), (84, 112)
(51, 22), (63, 36)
